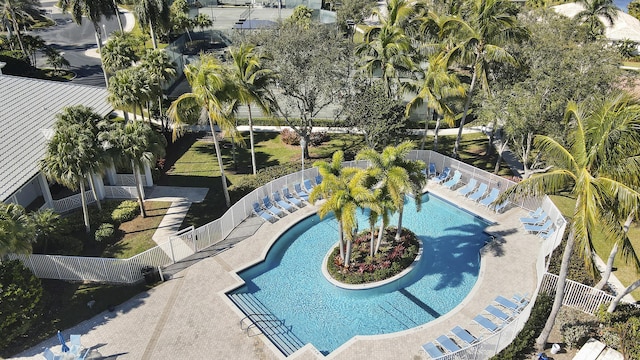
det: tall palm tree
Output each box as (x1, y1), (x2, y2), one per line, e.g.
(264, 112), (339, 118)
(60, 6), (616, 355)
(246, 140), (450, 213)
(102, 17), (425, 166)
(227, 43), (273, 175)
(58, 0), (116, 86)
(439, 0), (527, 157)
(310, 151), (371, 267)
(140, 48), (176, 127)
(100, 121), (166, 217)
(406, 52), (465, 151)
(575, 0), (618, 40)
(0, 0), (40, 59)
(30, 208), (59, 254)
(0, 203), (35, 257)
(134, 0), (170, 49)
(496, 92), (640, 351)
(168, 54), (236, 207)
(41, 106), (107, 233)
(108, 67), (154, 121)
(101, 32), (139, 74)
(356, 141), (426, 241)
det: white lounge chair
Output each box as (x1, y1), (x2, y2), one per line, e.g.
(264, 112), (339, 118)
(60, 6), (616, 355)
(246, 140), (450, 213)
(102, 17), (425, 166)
(524, 219), (553, 234)
(263, 196), (286, 217)
(433, 167), (451, 184)
(467, 183), (488, 201)
(422, 342), (445, 359)
(282, 187), (304, 207)
(273, 192), (296, 212)
(450, 326), (479, 346)
(436, 335), (461, 353)
(252, 202), (278, 223)
(442, 170), (462, 189)
(294, 183), (310, 202)
(479, 188), (500, 206)
(473, 314), (501, 333)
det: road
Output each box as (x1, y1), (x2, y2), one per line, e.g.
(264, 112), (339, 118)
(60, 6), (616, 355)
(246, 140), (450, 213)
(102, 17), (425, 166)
(33, 1), (128, 87)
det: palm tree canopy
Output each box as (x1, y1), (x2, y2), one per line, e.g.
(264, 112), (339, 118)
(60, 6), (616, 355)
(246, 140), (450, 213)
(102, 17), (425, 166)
(140, 48), (176, 83)
(100, 121), (166, 170)
(228, 43), (273, 114)
(134, 0), (170, 31)
(575, 0), (618, 38)
(57, 0), (114, 26)
(0, 203), (35, 256)
(498, 92), (640, 275)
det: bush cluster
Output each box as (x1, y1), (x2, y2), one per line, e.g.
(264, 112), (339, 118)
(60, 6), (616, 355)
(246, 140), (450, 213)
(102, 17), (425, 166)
(280, 129), (330, 146)
(111, 200), (140, 224)
(230, 162), (301, 202)
(327, 228), (419, 284)
(94, 223), (116, 242)
(595, 303), (640, 357)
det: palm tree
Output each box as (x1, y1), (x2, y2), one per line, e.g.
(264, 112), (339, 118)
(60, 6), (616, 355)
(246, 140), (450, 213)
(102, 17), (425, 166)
(101, 32), (139, 74)
(57, 0), (116, 86)
(134, 0), (170, 49)
(139, 48), (176, 127)
(439, 0), (527, 158)
(44, 47), (70, 75)
(575, 0), (618, 40)
(108, 67), (154, 121)
(227, 43), (273, 175)
(168, 54), (237, 207)
(356, 141), (426, 241)
(100, 121), (166, 217)
(41, 106), (107, 233)
(0, 203), (35, 257)
(310, 151), (371, 267)
(0, 0), (41, 59)
(406, 52), (465, 151)
(496, 92), (640, 351)
(30, 208), (60, 253)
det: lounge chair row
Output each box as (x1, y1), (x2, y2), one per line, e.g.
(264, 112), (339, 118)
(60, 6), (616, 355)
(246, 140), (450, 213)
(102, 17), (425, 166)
(252, 176), (323, 223)
(427, 164), (508, 213)
(422, 294), (529, 359)
(520, 207), (556, 239)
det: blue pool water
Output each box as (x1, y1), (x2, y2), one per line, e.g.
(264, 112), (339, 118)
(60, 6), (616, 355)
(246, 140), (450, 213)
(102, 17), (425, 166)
(230, 193), (491, 354)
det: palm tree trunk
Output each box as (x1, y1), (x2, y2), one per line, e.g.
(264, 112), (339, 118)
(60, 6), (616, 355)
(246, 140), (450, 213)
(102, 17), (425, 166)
(208, 117), (231, 207)
(536, 231), (575, 351)
(113, 1), (124, 32)
(595, 212), (633, 290)
(248, 104), (257, 175)
(370, 225), (376, 257)
(92, 23), (109, 87)
(453, 53), (481, 158)
(433, 116), (441, 151)
(595, 242), (618, 290)
(607, 279), (640, 313)
(420, 108), (432, 150)
(494, 138), (508, 175)
(132, 162), (147, 217)
(375, 221), (385, 254)
(345, 239), (353, 267)
(8, 12), (28, 59)
(338, 220), (345, 262)
(140, 103), (146, 122)
(79, 181), (91, 234)
(87, 173), (102, 211)
(395, 204), (404, 241)
(149, 23), (158, 49)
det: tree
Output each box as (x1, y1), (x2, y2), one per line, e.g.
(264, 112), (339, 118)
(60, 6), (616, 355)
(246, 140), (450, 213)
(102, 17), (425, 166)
(254, 23), (349, 159)
(139, 48), (176, 127)
(30, 208), (60, 254)
(44, 46), (70, 75)
(0, 0), (41, 59)
(107, 67), (154, 122)
(40, 106), (107, 233)
(574, 0), (618, 40)
(0, 203), (35, 257)
(57, 0), (116, 86)
(134, 0), (170, 49)
(310, 151), (371, 267)
(285, 5), (313, 29)
(335, 0), (376, 33)
(629, 0), (640, 20)
(356, 141), (426, 241)
(342, 78), (407, 149)
(100, 121), (166, 217)
(405, 52), (465, 151)
(101, 31), (139, 74)
(0, 260), (43, 347)
(439, 0), (527, 158)
(227, 43), (273, 175)
(168, 54), (236, 207)
(497, 92), (640, 350)
(21, 34), (44, 67)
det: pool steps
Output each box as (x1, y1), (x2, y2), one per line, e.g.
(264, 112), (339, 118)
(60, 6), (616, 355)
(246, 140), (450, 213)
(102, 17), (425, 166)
(229, 292), (306, 356)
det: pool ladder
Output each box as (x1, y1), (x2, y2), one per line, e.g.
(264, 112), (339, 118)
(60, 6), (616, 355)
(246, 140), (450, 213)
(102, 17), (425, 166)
(228, 292), (306, 356)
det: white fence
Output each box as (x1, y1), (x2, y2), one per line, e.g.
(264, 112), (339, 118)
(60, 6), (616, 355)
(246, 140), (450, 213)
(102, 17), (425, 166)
(114, 174), (137, 186)
(103, 185), (139, 199)
(52, 191), (96, 213)
(14, 150), (622, 358)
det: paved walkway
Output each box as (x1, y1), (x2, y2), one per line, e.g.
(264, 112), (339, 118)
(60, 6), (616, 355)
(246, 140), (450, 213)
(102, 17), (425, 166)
(12, 185), (543, 360)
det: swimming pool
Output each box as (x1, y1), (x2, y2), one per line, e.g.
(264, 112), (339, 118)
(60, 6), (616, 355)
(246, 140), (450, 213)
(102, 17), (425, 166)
(229, 193), (491, 355)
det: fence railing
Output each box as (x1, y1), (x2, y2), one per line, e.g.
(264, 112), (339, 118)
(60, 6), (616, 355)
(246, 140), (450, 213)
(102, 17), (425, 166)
(114, 174), (137, 186)
(103, 185), (139, 199)
(14, 150), (624, 358)
(52, 191), (96, 213)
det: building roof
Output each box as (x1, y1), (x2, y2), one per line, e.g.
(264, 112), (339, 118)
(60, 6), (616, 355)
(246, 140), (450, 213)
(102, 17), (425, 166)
(553, 3), (640, 43)
(0, 75), (112, 202)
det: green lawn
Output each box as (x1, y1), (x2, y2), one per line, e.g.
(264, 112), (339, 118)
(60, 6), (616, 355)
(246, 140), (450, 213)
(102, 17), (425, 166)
(550, 195), (640, 300)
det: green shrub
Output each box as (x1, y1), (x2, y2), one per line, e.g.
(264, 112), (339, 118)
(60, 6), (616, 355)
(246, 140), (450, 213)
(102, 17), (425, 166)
(0, 260), (43, 350)
(111, 200), (140, 223)
(491, 293), (553, 360)
(596, 303), (640, 326)
(94, 223), (115, 242)
(616, 317), (640, 359)
(230, 162), (301, 202)
(280, 128), (299, 145)
(561, 322), (593, 348)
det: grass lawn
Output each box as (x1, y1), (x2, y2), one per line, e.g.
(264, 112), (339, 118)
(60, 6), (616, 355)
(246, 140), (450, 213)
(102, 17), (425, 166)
(550, 195), (640, 300)
(159, 130), (511, 227)
(102, 201), (172, 259)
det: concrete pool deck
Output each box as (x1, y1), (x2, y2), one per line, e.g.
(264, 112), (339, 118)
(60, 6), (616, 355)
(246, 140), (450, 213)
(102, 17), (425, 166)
(13, 184), (542, 360)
